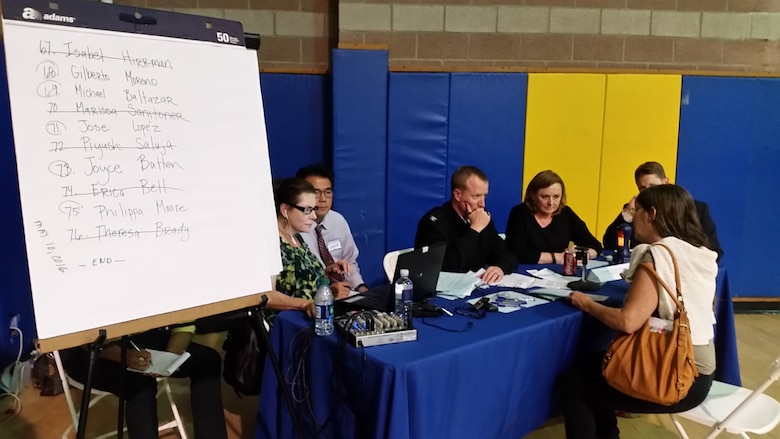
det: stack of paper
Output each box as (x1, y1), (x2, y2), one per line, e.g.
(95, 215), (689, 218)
(436, 271), (482, 298)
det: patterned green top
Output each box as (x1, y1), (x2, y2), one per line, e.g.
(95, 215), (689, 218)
(276, 235), (328, 302)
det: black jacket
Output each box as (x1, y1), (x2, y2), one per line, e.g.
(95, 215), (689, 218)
(415, 202), (517, 274)
(505, 204), (603, 264)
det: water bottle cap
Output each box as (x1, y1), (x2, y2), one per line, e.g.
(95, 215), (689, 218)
(399, 268), (409, 277)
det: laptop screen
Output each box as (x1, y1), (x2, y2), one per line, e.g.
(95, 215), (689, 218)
(393, 242), (446, 302)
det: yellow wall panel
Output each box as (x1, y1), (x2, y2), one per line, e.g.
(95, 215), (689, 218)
(524, 74), (606, 235)
(596, 74), (682, 242)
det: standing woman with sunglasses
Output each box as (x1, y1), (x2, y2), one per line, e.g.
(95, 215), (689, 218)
(268, 178), (351, 324)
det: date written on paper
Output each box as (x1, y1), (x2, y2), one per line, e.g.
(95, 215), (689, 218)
(34, 221), (68, 273)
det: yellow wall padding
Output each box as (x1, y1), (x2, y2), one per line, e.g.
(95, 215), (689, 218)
(524, 74), (606, 236)
(596, 74), (682, 241)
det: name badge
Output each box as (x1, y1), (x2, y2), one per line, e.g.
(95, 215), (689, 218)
(326, 239), (342, 252)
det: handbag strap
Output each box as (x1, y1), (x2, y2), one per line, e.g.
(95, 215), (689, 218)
(637, 243), (686, 313)
(638, 262), (683, 311)
(652, 243), (681, 296)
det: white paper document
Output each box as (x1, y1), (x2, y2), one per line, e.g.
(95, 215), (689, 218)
(587, 263), (630, 283)
(127, 349), (191, 377)
(526, 269), (580, 289)
(496, 273), (537, 289)
(527, 268), (579, 282)
(468, 291), (550, 313)
(436, 271), (482, 298)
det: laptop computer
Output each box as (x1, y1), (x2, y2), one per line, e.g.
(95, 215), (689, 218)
(334, 283), (394, 315)
(334, 242), (447, 315)
(392, 242), (446, 302)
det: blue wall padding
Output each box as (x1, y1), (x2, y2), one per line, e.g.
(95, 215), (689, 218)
(332, 49), (388, 286)
(742, 80), (780, 296)
(386, 73), (450, 252)
(677, 76), (780, 297)
(447, 73), (528, 233)
(677, 77), (751, 282)
(0, 46), (36, 365)
(261, 73), (330, 178)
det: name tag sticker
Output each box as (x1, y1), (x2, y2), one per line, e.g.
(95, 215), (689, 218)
(327, 239), (342, 252)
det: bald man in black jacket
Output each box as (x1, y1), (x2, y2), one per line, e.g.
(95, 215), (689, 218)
(415, 166), (517, 284)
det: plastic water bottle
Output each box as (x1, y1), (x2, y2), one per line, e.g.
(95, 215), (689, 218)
(616, 222), (633, 264)
(394, 269), (414, 327)
(314, 281), (334, 336)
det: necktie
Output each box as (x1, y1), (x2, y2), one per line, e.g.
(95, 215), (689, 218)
(316, 224), (344, 282)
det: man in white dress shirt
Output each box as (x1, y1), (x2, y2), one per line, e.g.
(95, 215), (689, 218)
(297, 164), (369, 292)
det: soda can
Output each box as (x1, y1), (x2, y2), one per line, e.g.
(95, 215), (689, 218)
(563, 250), (577, 276)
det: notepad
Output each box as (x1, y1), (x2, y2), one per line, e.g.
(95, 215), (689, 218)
(587, 263), (630, 283)
(127, 349), (191, 377)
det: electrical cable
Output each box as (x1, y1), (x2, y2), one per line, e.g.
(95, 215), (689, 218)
(0, 327), (25, 425)
(354, 340), (367, 439)
(285, 328), (313, 403)
(285, 327), (334, 439)
(454, 306), (487, 319)
(304, 326), (368, 439)
(421, 318), (474, 332)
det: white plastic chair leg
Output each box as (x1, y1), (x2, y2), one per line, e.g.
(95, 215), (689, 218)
(669, 414), (691, 439)
(161, 379), (188, 439)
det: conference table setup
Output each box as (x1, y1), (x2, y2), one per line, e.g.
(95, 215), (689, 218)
(256, 264), (739, 439)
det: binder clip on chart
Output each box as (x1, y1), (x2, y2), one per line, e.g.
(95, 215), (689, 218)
(566, 247), (602, 292)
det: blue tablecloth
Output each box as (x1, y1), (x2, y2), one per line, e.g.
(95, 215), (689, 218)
(256, 266), (739, 439)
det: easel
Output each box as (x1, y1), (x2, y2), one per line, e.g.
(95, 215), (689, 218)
(250, 295), (305, 439)
(74, 330), (107, 439)
(195, 294), (305, 439)
(3, 1), (283, 437)
(66, 330), (134, 439)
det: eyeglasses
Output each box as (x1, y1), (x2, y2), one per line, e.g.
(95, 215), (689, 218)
(291, 205), (316, 215)
(314, 189), (333, 198)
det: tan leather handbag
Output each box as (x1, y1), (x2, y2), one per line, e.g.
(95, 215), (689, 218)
(601, 244), (699, 406)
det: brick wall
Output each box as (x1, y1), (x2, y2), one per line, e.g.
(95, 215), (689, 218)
(107, 0), (338, 72)
(2, 0), (778, 73)
(339, 0), (780, 73)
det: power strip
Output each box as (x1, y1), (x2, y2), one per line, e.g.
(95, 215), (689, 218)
(335, 311), (417, 347)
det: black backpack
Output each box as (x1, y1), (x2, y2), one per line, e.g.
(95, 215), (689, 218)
(221, 317), (266, 397)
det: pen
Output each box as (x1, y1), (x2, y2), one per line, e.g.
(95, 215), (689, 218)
(129, 340), (151, 365)
(440, 307), (454, 317)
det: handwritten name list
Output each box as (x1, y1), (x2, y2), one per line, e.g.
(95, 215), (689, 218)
(31, 39), (193, 271)
(3, 17), (277, 340)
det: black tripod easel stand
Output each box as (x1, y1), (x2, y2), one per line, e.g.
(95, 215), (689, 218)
(117, 336), (130, 439)
(76, 329), (107, 439)
(251, 294), (305, 439)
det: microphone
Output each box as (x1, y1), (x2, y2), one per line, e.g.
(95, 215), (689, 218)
(567, 247), (601, 292)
